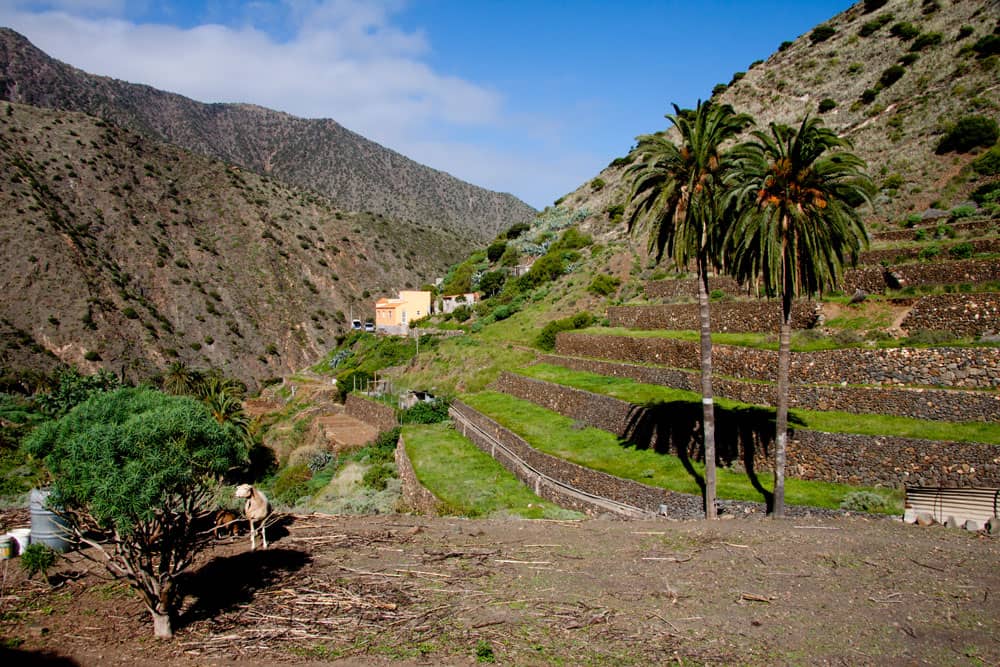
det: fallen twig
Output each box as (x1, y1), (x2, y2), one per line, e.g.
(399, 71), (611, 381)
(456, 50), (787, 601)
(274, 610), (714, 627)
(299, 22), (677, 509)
(907, 557), (946, 572)
(739, 593), (771, 604)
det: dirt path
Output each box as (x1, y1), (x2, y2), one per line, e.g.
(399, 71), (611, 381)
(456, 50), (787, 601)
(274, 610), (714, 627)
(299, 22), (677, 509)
(2, 512), (997, 665)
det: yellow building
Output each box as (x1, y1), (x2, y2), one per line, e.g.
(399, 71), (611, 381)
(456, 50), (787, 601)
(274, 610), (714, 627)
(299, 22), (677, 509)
(374, 290), (431, 335)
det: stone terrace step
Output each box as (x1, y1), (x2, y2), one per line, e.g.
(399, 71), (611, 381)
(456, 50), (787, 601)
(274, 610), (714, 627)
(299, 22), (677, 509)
(555, 331), (1000, 391)
(539, 351), (1000, 423)
(870, 217), (997, 243)
(607, 301), (819, 333)
(861, 237), (1000, 266)
(491, 371), (1000, 489)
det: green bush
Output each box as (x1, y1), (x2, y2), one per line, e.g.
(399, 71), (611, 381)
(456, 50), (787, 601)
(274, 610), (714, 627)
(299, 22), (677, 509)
(810, 25), (836, 44)
(818, 98), (837, 113)
(588, 274), (621, 296)
(535, 312), (594, 351)
(551, 227), (593, 251)
(362, 463), (394, 491)
(19, 543), (57, 582)
(918, 244), (941, 260)
(451, 305), (472, 322)
(909, 32), (942, 51)
(605, 203), (625, 222)
(477, 270), (507, 298)
(778, 40), (793, 52)
(971, 145), (1000, 175)
(936, 115), (999, 154)
(950, 205), (976, 219)
(401, 400), (449, 424)
(361, 427), (401, 466)
(879, 65), (905, 87)
(491, 304), (515, 321)
(486, 239), (507, 263)
(903, 329), (956, 345)
(890, 22), (920, 40)
(957, 26), (974, 40)
(503, 222), (530, 240)
(859, 13), (893, 37)
(271, 463), (312, 506)
(970, 182), (1000, 205)
(590, 177), (605, 191)
(83, 350), (101, 362)
(860, 88), (879, 104)
(948, 242), (974, 259)
(840, 491), (891, 513)
(898, 53), (919, 66)
(122, 307), (139, 320)
(863, 0), (888, 12)
(972, 35), (1000, 58)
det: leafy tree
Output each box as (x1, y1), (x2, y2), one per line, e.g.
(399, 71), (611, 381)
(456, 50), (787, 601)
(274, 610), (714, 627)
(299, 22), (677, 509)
(625, 100), (752, 519)
(727, 116), (872, 516)
(23, 387), (248, 638)
(486, 239), (507, 263)
(33, 367), (120, 418)
(935, 115), (999, 154)
(477, 270), (507, 298)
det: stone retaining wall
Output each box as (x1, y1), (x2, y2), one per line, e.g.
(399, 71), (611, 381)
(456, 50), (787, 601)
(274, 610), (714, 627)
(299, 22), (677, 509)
(607, 302), (819, 333)
(555, 332), (1000, 390)
(841, 260), (1000, 294)
(539, 353), (1000, 423)
(492, 372), (1000, 489)
(395, 435), (441, 514)
(344, 394), (397, 432)
(644, 277), (742, 300)
(861, 237), (1000, 266)
(450, 400), (703, 518)
(900, 293), (1000, 338)
(872, 219), (997, 242)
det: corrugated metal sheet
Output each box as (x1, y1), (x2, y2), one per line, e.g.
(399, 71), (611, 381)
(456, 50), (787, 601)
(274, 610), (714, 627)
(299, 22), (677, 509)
(905, 486), (999, 529)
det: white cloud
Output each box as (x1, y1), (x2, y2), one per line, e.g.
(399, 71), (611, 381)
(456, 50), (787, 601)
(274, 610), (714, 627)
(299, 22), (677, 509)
(0, 0), (564, 207)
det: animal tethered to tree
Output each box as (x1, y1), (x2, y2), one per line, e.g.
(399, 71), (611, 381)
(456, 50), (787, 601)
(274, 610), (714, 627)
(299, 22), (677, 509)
(234, 484), (271, 550)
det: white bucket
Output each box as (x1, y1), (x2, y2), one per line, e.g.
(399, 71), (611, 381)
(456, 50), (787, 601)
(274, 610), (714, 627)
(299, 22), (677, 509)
(9, 528), (30, 555)
(0, 534), (12, 560)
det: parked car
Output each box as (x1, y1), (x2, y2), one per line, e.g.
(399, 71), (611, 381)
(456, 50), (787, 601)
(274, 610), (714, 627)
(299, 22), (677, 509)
(351, 319), (362, 330)
(364, 321), (375, 332)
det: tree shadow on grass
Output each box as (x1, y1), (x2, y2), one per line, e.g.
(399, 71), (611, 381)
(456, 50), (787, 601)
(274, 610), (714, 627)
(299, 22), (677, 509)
(622, 399), (806, 512)
(177, 547), (311, 629)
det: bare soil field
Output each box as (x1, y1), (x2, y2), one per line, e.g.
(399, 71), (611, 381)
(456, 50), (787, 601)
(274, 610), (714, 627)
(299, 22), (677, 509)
(1, 510), (997, 666)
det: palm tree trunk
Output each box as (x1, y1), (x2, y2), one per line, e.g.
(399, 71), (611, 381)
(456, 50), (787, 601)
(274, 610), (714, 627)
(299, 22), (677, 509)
(773, 272), (793, 518)
(697, 255), (717, 519)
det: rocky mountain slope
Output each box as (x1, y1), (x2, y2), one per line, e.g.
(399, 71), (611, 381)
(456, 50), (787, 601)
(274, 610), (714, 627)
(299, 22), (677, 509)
(562, 0), (999, 234)
(0, 28), (534, 243)
(0, 101), (474, 387)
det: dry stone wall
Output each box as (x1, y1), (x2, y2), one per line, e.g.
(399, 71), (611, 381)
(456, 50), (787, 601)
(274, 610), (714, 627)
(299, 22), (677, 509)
(841, 261), (1000, 295)
(900, 293), (1000, 338)
(395, 435), (441, 514)
(872, 219), (997, 242)
(344, 394), (397, 432)
(540, 353), (1000, 423)
(607, 302), (819, 333)
(645, 277), (742, 300)
(556, 332), (1000, 390)
(861, 237), (1000, 266)
(493, 372), (1000, 489)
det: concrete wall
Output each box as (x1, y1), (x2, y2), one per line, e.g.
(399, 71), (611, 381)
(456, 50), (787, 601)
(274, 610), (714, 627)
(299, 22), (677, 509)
(344, 393), (397, 432)
(491, 372), (1000, 489)
(555, 332), (1000, 390)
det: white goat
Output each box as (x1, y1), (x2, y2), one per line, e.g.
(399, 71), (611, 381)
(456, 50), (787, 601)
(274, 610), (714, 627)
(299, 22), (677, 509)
(234, 484), (271, 550)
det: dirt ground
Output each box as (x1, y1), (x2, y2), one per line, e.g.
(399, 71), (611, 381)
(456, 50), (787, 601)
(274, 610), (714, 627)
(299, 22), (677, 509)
(1, 510), (997, 666)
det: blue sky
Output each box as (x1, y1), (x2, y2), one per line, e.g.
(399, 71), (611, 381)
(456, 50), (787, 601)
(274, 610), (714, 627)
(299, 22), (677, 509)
(0, 0), (852, 209)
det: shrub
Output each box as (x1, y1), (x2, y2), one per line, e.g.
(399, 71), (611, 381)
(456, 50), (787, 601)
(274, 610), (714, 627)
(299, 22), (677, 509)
(778, 40), (793, 52)
(19, 543), (57, 582)
(590, 177), (605, 191)
(451, 305), (472, 322)
(890, 22), (920, 40)
(477, 270), (507, 298)
(552, 227), (592, 251)
(818, 98), (837, 113)
(504, 222), (530, 240)
(362, 463), (394, 491)
(971, 145), (1000, 175)
(902, 213), (923, 227)
(949, 242), (974, 259)
(860, 88), (879, 104)
(810, 25), (836, 44)
(859, 13), (893, 37)
(588, 274), (621, 296)
(122, 307), (139, 319)
(729, 71), (745, 85)
(486, 239), (507, 263)
(918, 244), (941, 260)
(535, 311), (595, 351)
(491, 304), (514, 321)
(401, 399), (449, 424)
(950, 205), (976, 219)
(909, 32), (942, 51)
(605, 203), (625, 222)
(712, 83), (728, 97)
(879, 64), (905, 87)
(958, 26), (974, 40)
(970, 181), (1000, 205)
(83, 350), (101, 361)
(903, 329), (956, 345)
(847, 62), (863, 74)
(972, 35), (1000, 58)
(863, 0), (888, 12)
(840, 491), (891, 513)
(882, 173), (904, 190)
(271, 463), (312, 507)
(898, 53), (919, 66)
(936, 115), (999, 153)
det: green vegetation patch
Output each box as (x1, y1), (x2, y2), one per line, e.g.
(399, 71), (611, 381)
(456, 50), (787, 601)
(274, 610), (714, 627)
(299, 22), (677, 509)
(402, 423), (578, 519)
(463, 391), (897, 512)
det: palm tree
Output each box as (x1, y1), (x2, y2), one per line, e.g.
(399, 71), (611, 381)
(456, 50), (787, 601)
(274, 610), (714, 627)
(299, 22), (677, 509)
(162, 362), (201, 397)
(726, 116), (873, 517)
(625, 100), (752, 519)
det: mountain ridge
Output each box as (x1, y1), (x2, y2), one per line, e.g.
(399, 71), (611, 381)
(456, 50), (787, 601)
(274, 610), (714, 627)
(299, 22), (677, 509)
(0, 27), (535, 242)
